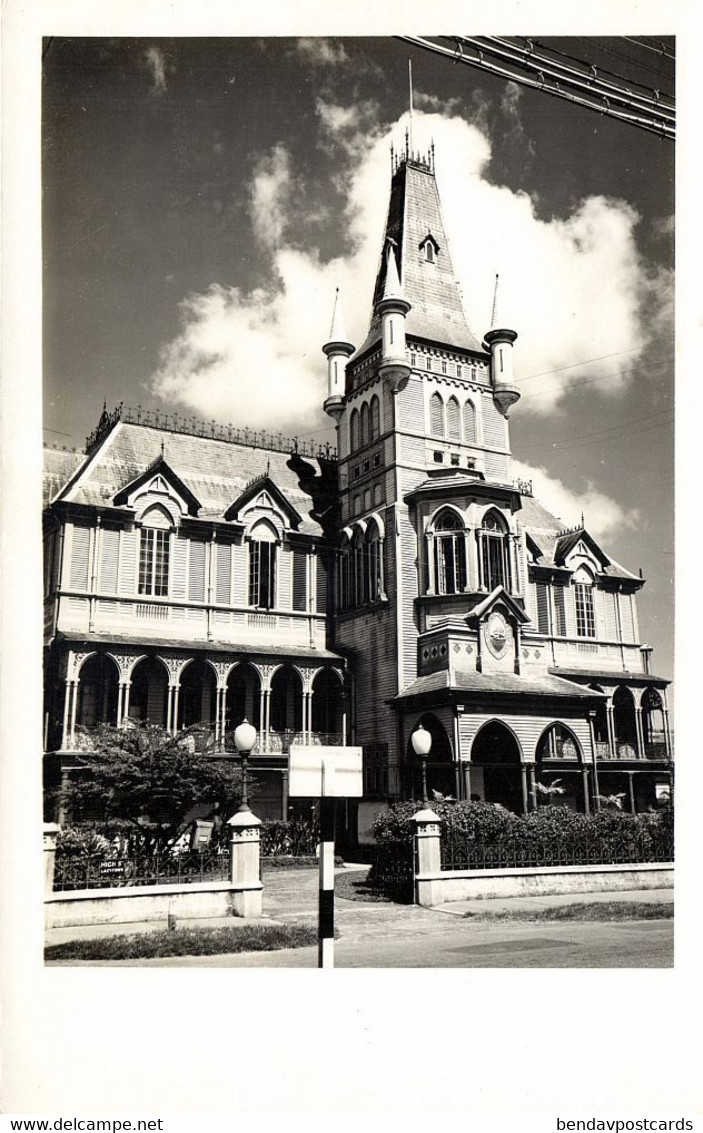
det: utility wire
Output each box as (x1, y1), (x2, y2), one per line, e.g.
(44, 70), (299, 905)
(516, 408), (673, 451)
(398, 35), (675, 139)
(519, 360), (672, 400)
(622, 36), (675, 61)
(518, 345), (669, 384)
(527, 35), (674, 99)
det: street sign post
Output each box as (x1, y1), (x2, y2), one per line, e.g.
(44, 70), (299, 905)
(288, 745), (363, 968)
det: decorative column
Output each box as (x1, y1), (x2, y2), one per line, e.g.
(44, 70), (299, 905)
(588, 710), (601, 811)
(122, 680), (132, 723)
(281, 769), (289, 820)
(606, 700), (616, 757)
(462, 762), (472, 801)
(413, 807), (443, 907)
(527, 764), (537, 811)
(520, 763), (529, 815)
(626, 770), (637, 814)
(69, 677), (79, 748)
(634, 706), (645, 760)
(43, 823), (62, 897)
(61, 678), (72, 750)
(581, 766), (591, 815)
(228, 810), (263, 918)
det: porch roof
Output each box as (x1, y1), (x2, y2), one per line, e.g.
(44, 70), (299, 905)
(55, 630), (344, 663)
(391, 669), (601, 703)
(548, 666), (670, 687)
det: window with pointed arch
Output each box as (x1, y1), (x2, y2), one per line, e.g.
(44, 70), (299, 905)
(433, 509), (467, 595)
(447, 396), (461, 441)
(138, 505), (172, 596)
(430, 392), (445, 437)
(370, 394), (381, 441)
(338, 535), (353, 612)
(360, 402), (370, 448)
(463, 399), (477, 444)
(479, 510), (512, 592)
(350, 408), (359, 453)
(352, 528), (368, 606)
(573, 567), (596, 638)
(248, 521), (277, 609)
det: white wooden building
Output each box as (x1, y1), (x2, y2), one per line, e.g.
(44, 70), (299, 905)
(43, 140), (672, 834)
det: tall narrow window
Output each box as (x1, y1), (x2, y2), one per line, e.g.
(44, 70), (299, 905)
(350, 408), (359, 452)
(574, 570), (596, 638)
(367, 522), (384, 602)
(360, 402), (370, 448)
(433, 510), (467, 595)
(463, 400), (477, 444)
(138, 507), (171, 596)
(553, 586), (567, 636)
(480, 510), (511, 593)
(248, 523), (277, 609)
(430, 392), (444, 436)
(447, 396), (460, 441)
(535, 582), (550, 633)
(370, 395), (380, 440)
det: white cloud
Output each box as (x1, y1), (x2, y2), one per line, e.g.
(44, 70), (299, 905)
(150, 104), (673, 436)
(512, 458), (640, 541)
(294, 38), (349, 67)
(143, 47), (169, 94)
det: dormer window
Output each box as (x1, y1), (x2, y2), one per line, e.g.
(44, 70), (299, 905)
(419, 233), (440, 263)
(249, 521), (277, 610)
(138, 505), (171, 597)
(573, 567), (596, 638)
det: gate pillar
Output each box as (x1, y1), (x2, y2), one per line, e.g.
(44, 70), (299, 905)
(413, 807), (443, 907)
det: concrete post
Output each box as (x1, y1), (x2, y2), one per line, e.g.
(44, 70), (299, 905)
(228, 810), (263, 918)
(413, 807), (443, 908)
(43, 822), (62, 897)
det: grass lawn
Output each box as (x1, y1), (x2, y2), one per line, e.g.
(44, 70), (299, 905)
(463, 900), (674, 922)
(334, 870), (397, 903)
(45, 922), (317, 962)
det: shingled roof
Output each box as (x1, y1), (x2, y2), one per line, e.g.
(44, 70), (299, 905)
(48, 422), (330, 536)
(43, 448), (88, 507)
(355, 157), (486, 359)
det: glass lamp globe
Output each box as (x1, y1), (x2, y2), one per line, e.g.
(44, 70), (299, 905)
(234, 719), (257, 754)
(411, 724), (432, 758)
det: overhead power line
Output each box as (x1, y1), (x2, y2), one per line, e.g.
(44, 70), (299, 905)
(397, 35), (675, 140)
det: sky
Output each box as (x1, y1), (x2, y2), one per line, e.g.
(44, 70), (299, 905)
(42, 35), (675, 689)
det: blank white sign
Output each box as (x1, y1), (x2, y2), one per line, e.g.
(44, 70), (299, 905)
(288, 745), (364, 798)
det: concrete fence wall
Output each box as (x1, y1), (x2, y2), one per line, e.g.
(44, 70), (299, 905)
(412, 810), (673, 907)
(44, 810), (264, 929)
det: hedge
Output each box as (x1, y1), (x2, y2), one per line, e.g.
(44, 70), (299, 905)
(370, 800), (673, 866)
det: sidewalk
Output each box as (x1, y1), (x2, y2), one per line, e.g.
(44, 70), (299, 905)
(45, 863), (673, 947)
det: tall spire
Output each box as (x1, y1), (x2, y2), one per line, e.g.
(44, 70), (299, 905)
(322, 288), (355, 421)
(490, 273), (500, 330)
(327, 287), (352, 348)
(382, 238), (403, 301)
(408, 59), (414, 154)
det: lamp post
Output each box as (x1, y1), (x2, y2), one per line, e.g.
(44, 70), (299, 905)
(233, 719), (257, 813)
(411, 723), (432, 804)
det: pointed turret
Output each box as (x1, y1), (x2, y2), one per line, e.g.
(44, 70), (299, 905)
(377, 239), (412, 391)
(483, 274), (520, 418)
(322, 289), (355, 421)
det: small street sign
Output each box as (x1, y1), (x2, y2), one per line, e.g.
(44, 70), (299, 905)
(288, 745), (363, 798)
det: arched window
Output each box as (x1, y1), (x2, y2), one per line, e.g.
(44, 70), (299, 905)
(367, 521), (384, 602)
(463, 400), (477, 444)
(433, 510), (467, 595)
(430, 392), (445, 437)
(447, 396), (461, 441)
(138, 506), (171, 596)
(360, 402), (370, 448)
(480, 510), (511, 592)
(338, 536), (352, 612)
(353, 529), (368, 606)
(248, 521), (277, 609)
(425, 243), (435, 263)
(370, 395), (380, 440)
(350, 408), (359, 452)
(573, 567), (596, 638)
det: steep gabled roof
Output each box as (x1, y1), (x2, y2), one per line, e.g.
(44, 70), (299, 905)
(224, 474), (303, 529)
(112, 455), (202, 515)
(355, 158), (485, 359)
(47, 422), (328, 536)
(43, 448), (87, 506)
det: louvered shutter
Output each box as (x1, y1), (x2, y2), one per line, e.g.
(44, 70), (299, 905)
(316, 553), (328, 613)
(463, 401), (476, 443)
(69, 524), (90, 589)
(188, 540), (207, 601)
(553, 586), (567, 636)
(216, 544), (231, 605)
(536, 583), (550, 633)
(99, 528), (120, 592)
(292, 550), (307, 611)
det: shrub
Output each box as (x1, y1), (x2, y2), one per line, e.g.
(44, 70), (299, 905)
(260, 818), (319, 857)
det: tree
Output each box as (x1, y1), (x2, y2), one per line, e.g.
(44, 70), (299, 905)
(58, 722), (242, 843)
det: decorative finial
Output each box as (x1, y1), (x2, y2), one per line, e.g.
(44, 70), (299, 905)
(408, 58), (414, 154)
(160, 438), (165, 459)
(580, 511), (585, 528)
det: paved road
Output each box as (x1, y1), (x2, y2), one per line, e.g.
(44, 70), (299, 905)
(73, 918), (671, 968)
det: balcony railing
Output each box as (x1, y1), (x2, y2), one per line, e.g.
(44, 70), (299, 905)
(68, 724), (344, 756)
(594, 739), (669, 762)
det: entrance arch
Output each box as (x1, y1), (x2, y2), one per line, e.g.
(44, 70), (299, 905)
(128, 656), (168, 727)
(270, 666), (303, 738)
(225, 663), (261, 733)
(613, 686), (637, 757)
(535, 723), (585, 811)
(406, 713), (455, 800)
(177, 659), (217, 731)
(311, 668), (344, 739)
(76, 653), (119, 729)
(470, 721), (524, 813)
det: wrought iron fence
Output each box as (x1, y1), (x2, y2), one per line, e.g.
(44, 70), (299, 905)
(53, 848), (230, 892)
(440, 833), (673, 872)
(367, 842), (416, 903)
